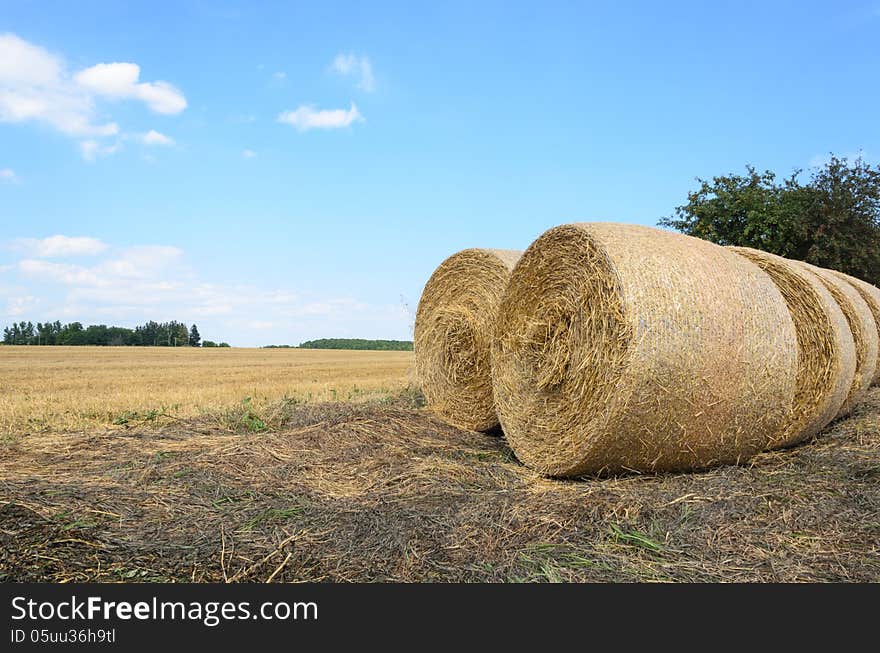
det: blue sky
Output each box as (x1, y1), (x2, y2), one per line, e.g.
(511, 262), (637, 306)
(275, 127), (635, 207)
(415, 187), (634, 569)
(1, 1), (878, 346)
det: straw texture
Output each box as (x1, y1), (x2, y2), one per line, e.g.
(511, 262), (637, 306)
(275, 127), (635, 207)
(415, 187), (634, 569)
(729, 247), (855, 446)
(829, 270), (880, 386)
(415, 248), (521, 431)
(492, 223), (797, 477)
(790, 261), (878, 417)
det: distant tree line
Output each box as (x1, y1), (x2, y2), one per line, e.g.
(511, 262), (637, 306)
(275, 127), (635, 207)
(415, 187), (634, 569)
(284, 338), (413, 351)
(2, 320), (207, 347)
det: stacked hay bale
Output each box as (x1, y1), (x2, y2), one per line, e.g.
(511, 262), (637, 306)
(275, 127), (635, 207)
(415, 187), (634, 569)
(490, 223), (797, 476)
(828, 270), (880, 386)
(414, 248), (521, 431)
(789, 261), (878, 416)
(415, 223), (880, 478)
(728, 247), (855, 447)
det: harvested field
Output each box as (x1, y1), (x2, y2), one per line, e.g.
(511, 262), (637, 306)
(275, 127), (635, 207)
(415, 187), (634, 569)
(0, 346), (414, 437)
(2, 388), (878, 582)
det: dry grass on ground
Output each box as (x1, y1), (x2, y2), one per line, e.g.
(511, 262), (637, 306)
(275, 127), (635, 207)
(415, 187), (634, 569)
(1, 387), (878, 582)
(0, 346), (414, 437)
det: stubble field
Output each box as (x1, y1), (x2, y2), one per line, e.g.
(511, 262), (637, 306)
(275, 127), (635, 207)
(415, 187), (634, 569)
(1, 346), (878, 582)
(0, 346), (415, 437)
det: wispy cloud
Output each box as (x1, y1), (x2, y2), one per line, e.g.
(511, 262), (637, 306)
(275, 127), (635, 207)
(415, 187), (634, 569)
(0, 33), (118, 137)
(19, 259), (103, 285)
(17, 245), (185, 289)
(277, 103), (364, 131)
(4, 237), (408, 345)
(242, 149), (256, 158)
(15, 235), (109, 257)
(331, 53), (375, 92)
(4, 294), (38, 317)
(73, 62), (186, 114)
(98, 245), (184, 278)
(0, 168), (20, 183)
(80, 139), (121, 162)
(138, 129), (175, 146)
(0, 33), (186, 157)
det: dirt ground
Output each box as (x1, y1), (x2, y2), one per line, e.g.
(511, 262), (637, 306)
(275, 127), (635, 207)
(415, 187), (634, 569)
(1, 389), (878, 582)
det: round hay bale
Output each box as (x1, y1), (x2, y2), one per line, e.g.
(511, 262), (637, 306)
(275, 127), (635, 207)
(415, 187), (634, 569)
(828, 270), (880, 386)
(415, 248), (522, 431)
(729, 247), (855, 447)
(492, 223), (797, 477)
(790, 261), (878, 416)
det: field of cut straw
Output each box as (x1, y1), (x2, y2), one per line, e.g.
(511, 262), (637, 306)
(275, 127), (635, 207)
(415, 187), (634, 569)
(1, 345), (878, 582)
(0, 346), (414, 437)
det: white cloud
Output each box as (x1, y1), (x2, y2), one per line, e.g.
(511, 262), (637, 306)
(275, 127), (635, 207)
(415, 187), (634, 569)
(0, 33), (61, 85)
(72, 62), (139, 96)
(80, 141), (99, 161)
(17, 235), (109, 258)
(0, 33), (185, 152)
(4, 295), (40, 318)
(80, 139), (121, 162)
(17, 244), (186, 291)
(331, 53), (375, 92)
(0, 33), (119, 137)
(277, 103), (364, 131)
(247, 320), (276, 330)
(272, 71), (287, 81)
(4, 295), (39, 317)
(139, 129), (174, 146)
(5, 238), (409, 345)
(73, 63), (187, 114)
(95, 245), (183, 279)
(1, 168), (20, 183)
(19, 259), (100, 285)
(242, 149), (256, 158)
